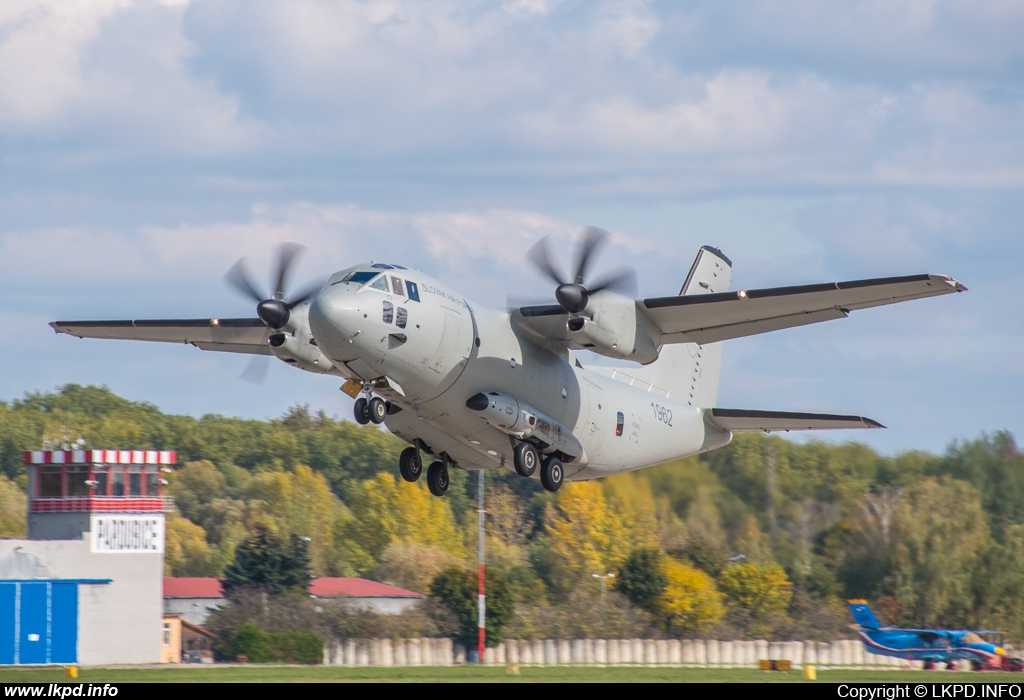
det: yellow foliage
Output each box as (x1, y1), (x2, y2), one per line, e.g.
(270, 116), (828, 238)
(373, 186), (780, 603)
(348, 473), (465, 563)
(603, 473), (660, 553)
(718, 561), (793, 627)
(655, 559), (725, 635)
(245, 465), (347, 576)
(164, 515), (217, 576)
(0, 476), (27, 538)
(545, 481), (628, 574)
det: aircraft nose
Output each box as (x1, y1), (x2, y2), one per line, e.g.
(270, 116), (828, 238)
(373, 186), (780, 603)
(309, 286), (361, 348)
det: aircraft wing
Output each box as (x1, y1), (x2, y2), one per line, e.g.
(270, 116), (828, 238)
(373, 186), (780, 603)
(642, 273), (967, 345)
(708, 408), (885, 432)
(50, 318), (272, 355)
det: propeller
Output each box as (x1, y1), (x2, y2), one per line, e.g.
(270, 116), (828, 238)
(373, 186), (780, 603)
(224, 242), (322, 384)
(526, 227), (636, 314)
(225, 242), (322, 330)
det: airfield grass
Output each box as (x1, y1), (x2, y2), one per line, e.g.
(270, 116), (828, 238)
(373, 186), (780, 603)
(0, 665), (1011, 683)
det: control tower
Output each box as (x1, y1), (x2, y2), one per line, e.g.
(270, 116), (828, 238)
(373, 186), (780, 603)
(24, 449), (175, 542)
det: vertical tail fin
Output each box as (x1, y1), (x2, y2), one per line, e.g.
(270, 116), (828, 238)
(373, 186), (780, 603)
(627, 246), (731, 406)
(848, 600), (883, 629)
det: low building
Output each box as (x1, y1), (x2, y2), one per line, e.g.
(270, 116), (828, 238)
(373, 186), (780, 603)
(163, 577), (424, 626)
(161, 614), (216, 663)
(163, 577), (226, 627)
(0, 450), (175, 666)
(310, 578), (424, 615)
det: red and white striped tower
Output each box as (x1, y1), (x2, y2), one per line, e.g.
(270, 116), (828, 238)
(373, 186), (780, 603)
(477, 468), (485, 662)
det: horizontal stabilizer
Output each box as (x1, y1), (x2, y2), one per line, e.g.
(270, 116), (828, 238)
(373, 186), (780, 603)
(708, 408), (885, 432)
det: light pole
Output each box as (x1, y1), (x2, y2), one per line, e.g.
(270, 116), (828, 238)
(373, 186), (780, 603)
(477, 469), (485, 663)
(592, 572), (615, 608)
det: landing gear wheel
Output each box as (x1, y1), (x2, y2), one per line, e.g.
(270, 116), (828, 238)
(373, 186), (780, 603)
(924, 661), (936, 671)
(399, 447), (422, 483)
(540, 456), (564, 492)
(427, 461), (449, 497)
(368, 396), (387, 424)
(354, 397), (370, 425)
(513, 442), (539, 478)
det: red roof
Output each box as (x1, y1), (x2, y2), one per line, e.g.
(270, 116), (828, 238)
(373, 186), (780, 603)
(164, 577), (224, 598)
(163, 577), (423, 599)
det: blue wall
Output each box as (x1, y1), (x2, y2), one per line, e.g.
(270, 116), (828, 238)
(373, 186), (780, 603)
(0, 581), (78, 664)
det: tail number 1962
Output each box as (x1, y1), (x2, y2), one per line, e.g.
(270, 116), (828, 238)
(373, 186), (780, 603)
(651, 403), (673, 426)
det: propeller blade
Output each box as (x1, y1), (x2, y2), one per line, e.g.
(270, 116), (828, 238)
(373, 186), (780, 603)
(240, 353), (270, 385)
(587, 267), (637, 296)
(572, 227), (609, 285)
(527, 236), (568, 286)
(286, 280), (326, 309)
(273, 242), (306, 300)
(225, 258), (265, 303)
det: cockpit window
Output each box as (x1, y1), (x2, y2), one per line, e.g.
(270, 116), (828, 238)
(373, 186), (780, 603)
(372, 263), (395, 270)
(336, 271), (377, 286)
(391, 277), (404, 296)
(382, 301), (394, 324)
(368, 275), (390, 292)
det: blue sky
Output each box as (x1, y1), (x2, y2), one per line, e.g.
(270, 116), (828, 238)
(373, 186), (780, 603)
(1, 0), (1021, 455)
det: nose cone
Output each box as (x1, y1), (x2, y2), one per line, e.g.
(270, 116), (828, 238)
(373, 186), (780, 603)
(309, 286), (361, 349)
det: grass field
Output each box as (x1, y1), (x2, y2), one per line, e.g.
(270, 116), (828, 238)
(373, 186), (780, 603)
(0, 665), (1012, 683)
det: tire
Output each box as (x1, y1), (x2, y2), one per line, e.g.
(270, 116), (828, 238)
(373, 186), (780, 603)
(399, 446), (422, 483)
(353, 397), (370, 425)
(513, 441), (539, 478)
(427, 461), (449, 497)
(369, 396), (387, 424)
(540, 456), (564, 492)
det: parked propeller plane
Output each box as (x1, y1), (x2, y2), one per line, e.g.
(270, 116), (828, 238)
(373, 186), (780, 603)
(849, 600), (1004, 670)
(51, 231), (966, 497)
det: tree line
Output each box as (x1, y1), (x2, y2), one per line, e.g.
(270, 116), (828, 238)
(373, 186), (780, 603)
(2, 385), (1023, 645)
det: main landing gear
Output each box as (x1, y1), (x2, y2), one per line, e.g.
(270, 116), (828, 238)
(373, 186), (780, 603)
(399, 445), (450, 497)
(540, 455), (564, 493)
(399, 446), (423, 483)
(426, 459), (450, 497)
(514, 441), (563, 492)
(354, 395), (388, 425)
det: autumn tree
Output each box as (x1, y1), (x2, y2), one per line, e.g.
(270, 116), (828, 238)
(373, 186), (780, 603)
(545, 481), (627, 576)
(164, 515), (220, 576)
(718, 562), (793, 637)
(655, 558), (725, 635)
(0, 476), (26, 538)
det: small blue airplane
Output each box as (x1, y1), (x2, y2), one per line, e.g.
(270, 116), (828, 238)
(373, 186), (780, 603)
(849, 600), (1005, 670)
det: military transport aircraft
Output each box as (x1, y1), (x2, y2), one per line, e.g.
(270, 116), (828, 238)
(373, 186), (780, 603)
(50, 230), (967, 497)
(849, 600), (1005, 670)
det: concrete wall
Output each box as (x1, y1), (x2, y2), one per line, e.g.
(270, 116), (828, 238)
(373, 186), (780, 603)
(322, 638), (928, 670)
(0, 538), (163, 665)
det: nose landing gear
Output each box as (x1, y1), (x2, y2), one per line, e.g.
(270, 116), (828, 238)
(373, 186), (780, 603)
(353, 392), (388, 425)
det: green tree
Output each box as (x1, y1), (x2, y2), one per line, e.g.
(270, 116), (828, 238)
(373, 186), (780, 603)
(223, 523), (312, 598)
(429, 567), (514, 649)
(888, 477), (989, 627)
(616, 548), (667, 611)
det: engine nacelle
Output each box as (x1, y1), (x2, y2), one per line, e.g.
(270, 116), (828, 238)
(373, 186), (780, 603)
(567, 292), (660, 364)
(466, 391), (583, 460)
(268, 331), (335, 374)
